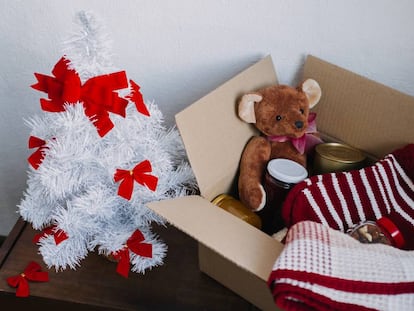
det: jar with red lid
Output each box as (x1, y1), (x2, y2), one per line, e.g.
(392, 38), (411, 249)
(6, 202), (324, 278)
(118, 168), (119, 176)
(347, 216), (405, 248)
(259, 158), (308, 234)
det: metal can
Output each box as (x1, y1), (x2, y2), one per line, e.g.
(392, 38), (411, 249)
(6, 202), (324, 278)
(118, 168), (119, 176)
(313, 142), (366, 175)
(211, 194), (262, 229)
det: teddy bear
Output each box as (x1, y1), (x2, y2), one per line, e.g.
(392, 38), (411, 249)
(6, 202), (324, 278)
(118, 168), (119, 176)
(237, 79), (322, 216)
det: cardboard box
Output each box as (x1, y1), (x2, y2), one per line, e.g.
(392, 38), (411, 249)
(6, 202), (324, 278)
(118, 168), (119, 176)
(148, 55), (414, 310)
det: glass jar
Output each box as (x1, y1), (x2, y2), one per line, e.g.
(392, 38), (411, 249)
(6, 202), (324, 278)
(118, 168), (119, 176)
(347, 216), (405, 248)
(260, 158), (308, 234)
(211, 194), (262, 229)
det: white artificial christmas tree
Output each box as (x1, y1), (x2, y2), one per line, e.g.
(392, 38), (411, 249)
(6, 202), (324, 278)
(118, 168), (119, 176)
(18, 11), (197, 277)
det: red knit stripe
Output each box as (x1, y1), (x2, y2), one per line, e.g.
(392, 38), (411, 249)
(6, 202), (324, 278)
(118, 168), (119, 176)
(386, 157), (414, 222)
(327, 172), (357, 228)
(329, 173), (352, 228)
(271, 269), (414, 295)
(375, 160), (395, 214)
(318, 173), (346, 230)
(380, 159), (414, 227)
(354, 169), (373, 216)
(316, 174), (345, 230)
(372, 163), (393, 214)
(333, 172), (362, 225)
(389, 154), (414, 197)
(270, 282), (377, 311)
(362, 165), (386, 219)
(346, 171), (369, 222)
(302, 184), (331, 226)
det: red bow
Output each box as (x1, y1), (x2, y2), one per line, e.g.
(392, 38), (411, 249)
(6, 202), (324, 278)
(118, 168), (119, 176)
(114, 160), (158, 200)
(28, 136), (48, 169)
(31, 57), (129, 137)
(7, 261), (49, 297)
(32, 225), (68, 245)
(112, 229), (152, 278)
(125, 79), (150, 116)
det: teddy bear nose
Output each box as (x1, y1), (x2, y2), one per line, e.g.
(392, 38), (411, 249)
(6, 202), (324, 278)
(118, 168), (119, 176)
(295, 121), (304, 129)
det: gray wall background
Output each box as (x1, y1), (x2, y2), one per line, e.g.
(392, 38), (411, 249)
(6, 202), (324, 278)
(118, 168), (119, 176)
(1, 0), (413, 235)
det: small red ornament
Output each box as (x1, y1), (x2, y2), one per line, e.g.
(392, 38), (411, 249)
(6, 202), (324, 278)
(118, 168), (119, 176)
(114, 160), (158, 200)
(28, 136), (48, 169)
(126, 79), (150, 116)
(32, 225), (68, 245)
(112, 229), (153, 278)
(7, 261), (49, 297)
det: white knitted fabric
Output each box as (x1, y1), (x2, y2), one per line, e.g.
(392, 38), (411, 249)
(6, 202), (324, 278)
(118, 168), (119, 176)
(268, 221), (414, 311)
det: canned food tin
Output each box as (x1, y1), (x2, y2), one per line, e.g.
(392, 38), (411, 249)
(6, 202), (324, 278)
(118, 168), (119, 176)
(313, 142), (366, 174)
(212, 194), (262, 229)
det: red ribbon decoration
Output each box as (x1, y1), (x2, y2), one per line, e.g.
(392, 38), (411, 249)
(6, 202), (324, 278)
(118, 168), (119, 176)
(267, 112), (323, 154)
(6, 261), (49, 297)
(112, 229), (152, 278)
(125, 79), (150, 116)
(114, 160), (158, 200)
(32, 225), (68, 245)
(31, 57), (129, 137)
(28, 136), (48, 169)
(31, 57), (80, 112)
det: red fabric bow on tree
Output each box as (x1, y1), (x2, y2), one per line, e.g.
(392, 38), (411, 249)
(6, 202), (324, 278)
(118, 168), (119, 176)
(114, 160), (158, 200)
(112, 229), (153, 278)
(125, 79), (150, 116)
(7, 261), (49, 297)
(32, 225), (68, 245)
(31, 57), (129, 137)
(28, 136), (48, 169)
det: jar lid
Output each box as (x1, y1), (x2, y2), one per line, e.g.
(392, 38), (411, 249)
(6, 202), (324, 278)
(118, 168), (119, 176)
(267, 158), (308, 184)
(316, 143), (365, 164)
(376, 216), (405, 248)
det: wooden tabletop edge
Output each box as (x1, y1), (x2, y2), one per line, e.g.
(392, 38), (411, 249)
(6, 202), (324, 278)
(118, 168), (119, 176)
(0, 218), (27, 268)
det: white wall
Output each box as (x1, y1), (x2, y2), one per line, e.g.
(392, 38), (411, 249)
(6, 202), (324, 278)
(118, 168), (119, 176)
(1, 0), (413, 236)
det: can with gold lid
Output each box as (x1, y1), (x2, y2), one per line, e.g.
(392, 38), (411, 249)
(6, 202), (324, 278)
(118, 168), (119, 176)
(313, 142), (366, 174)
(212, 194), (262, 229)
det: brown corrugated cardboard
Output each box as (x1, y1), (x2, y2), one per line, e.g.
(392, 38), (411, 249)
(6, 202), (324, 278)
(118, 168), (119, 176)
(175, 56), (277, 201)
(148, 55), (414, 311)
(304, 55), (414, 159)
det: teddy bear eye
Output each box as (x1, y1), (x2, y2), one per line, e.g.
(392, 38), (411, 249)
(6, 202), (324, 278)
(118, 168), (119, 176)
(300, 108), (304, 114)
(276, 115), (282, 121)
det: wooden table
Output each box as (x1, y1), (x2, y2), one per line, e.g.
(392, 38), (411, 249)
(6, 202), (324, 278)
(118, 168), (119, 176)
(0, 218), (259, 310)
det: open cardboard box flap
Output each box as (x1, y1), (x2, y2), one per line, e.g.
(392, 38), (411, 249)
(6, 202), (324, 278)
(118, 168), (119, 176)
(174, 56), (277, 201)
(305, 55), (414, 159)
(148, 195), (283, 281)
(148, 55), (283, 281)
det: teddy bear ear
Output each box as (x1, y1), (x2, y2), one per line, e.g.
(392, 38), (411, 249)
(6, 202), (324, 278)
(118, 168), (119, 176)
(301, 79), (322, 108)
(238, 93), (263, 123)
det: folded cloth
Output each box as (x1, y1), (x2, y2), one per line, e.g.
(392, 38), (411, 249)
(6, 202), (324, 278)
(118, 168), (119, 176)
(268, 221), (414, 311)
(282, 143), (414, 250)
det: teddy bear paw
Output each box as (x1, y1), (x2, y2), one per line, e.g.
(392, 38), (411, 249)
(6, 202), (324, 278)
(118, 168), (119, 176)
(241, 184), (266, 212)
(255, 185), (266, 211)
